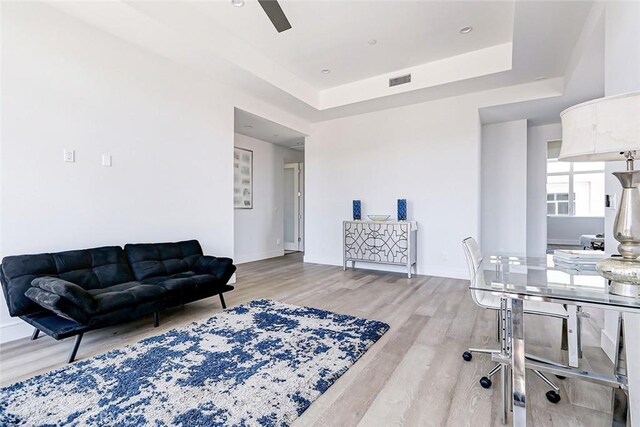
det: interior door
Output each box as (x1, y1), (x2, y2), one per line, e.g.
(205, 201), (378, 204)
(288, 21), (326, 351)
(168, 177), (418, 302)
(283, 163), (301, 251)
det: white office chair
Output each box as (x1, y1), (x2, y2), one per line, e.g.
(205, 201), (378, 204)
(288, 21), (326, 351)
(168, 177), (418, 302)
(461, 237), (566, 403)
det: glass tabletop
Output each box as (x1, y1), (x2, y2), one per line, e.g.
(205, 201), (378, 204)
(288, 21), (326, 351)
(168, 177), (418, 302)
(472, 255), (640, 312)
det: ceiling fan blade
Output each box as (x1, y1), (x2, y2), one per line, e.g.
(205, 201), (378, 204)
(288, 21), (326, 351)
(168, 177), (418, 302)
(258, 0), (292, 33)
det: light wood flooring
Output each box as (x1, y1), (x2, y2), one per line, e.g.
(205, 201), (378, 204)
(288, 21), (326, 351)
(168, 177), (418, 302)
(0, 253), (616, 426)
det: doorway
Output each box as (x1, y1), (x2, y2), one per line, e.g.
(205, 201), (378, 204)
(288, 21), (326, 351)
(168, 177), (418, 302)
(233, 108), (306, 264)
(284, 163), (304, 252)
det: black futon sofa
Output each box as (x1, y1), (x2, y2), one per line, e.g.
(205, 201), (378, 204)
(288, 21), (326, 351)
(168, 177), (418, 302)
(0, 240), (236, 362)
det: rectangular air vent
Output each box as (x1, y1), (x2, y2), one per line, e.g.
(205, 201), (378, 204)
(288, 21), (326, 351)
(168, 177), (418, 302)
(389, 74), (411, 87)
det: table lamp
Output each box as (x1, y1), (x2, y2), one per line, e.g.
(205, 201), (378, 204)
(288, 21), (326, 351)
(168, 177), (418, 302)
(559, 91), (640, 297)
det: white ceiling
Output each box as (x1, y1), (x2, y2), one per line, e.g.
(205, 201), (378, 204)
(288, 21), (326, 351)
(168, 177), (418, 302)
(480, 1), (604, 126)
(51, 0), (598, 123)
(235, 108), (306, 149)
(192, 0), (514, 89)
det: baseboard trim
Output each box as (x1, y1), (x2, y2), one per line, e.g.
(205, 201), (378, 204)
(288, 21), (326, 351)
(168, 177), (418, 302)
(548, 239), (581, 246)
(303, 256), (468, 280)
(422, 266), (468, 280)
(0, 320), (32, 344)
(303, 255), (341, 267)
(235, 250), (284, 265)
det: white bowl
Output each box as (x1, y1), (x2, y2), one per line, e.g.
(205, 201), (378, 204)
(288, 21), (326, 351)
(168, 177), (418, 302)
(367, 215), (391, 222)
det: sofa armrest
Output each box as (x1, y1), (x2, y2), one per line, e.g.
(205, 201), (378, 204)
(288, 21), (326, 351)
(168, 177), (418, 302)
(31, 277), (97, 312)
(194, 256), (236, 282)
(25, 287), (91, 324)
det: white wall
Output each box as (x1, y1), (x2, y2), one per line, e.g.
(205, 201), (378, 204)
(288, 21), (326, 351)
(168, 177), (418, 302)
(600, 2), (640, 375)
(305, 97), (482, 279)
(304, 76), (569, 279)
(527, 124), (561, 255)
(481, 120), (528, 255)
(0, 3), (309, 342)
(233, 133), (303, 264)
(547, 216), (604, 245)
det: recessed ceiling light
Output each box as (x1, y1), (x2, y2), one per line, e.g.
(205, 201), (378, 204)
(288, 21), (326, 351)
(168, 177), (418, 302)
(243, 125), (253, 129)
(534, 76), (546, 81)
(231, 0), (245, 7)
(459, 26), (473, 34)
(368, 39), (377, 45)
(321, 69), (331, 74)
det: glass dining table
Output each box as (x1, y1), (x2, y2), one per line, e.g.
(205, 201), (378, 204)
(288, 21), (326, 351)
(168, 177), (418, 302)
(472, 254), (640, 426)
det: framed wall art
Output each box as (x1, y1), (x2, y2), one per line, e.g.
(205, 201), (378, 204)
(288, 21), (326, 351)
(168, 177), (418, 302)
(234, 147), (253, 209)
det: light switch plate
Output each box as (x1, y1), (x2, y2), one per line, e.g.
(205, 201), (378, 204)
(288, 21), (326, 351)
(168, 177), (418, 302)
(102, 154), (112, 167)
(63, 149), (75, 163)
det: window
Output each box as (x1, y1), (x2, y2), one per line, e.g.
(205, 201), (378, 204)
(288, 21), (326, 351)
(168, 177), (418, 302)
(546, 140), (604, 217)
(547, 192), (570, 215)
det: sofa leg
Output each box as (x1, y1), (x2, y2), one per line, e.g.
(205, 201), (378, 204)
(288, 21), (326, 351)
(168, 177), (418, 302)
(68, 333), (83, 363)
(31, 328), (40, 341)
(153, 312), (159, 328)
(219, 293), (227, 309)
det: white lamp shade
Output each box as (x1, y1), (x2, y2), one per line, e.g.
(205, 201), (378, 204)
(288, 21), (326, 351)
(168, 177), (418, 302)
(559, 91), (640, 162)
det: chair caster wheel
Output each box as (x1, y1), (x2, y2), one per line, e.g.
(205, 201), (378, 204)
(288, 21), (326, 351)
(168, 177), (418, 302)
(546, 390), (561, 403)
(462, 351), (472, 361)
(555, 375), (566, 380)
(479, 377), (492, 389)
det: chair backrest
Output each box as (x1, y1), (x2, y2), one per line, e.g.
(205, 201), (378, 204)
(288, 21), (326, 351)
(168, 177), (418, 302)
(462, 237), (487, 307)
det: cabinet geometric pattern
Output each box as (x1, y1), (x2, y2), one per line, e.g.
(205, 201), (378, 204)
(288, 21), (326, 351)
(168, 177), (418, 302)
(343, 221), (418, 278)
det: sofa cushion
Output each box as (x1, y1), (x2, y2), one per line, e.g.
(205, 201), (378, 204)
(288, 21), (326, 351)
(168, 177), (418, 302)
(194, 256), (236, 282)
(53, 247), (135, 290)
(141, 272), (214, 292)
(24, 288), (91, 324)
(88, 282), (167, 314)
(124, 240), (203, 281)
(31, 277), (98, 312)
(1, 246), (134, 317)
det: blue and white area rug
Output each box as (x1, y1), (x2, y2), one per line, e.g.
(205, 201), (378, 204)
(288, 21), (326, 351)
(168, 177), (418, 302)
(0, 299), (389, 426)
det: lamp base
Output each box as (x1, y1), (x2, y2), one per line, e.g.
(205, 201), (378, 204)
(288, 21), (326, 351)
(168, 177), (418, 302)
(609, 281), (640, 298)
(597, 257), (640, 298)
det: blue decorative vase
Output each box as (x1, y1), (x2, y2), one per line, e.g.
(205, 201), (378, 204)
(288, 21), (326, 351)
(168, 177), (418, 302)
(397, 199), (407, 221)
(353, 200), (362, 220)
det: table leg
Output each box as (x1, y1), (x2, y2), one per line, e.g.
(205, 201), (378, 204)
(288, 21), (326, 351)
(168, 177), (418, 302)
(496, 298), (509, 424)
(510, 298), (527, 426)
(610, 314), (629, 426)
(500, 298), (509, 424)
(502, 364), (509, 424)
(623, 313), (640, 426)
(567, 305), (580, 368)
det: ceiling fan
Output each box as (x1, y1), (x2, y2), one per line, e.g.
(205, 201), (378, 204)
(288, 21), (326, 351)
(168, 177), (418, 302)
(257, 0), (292, 33)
